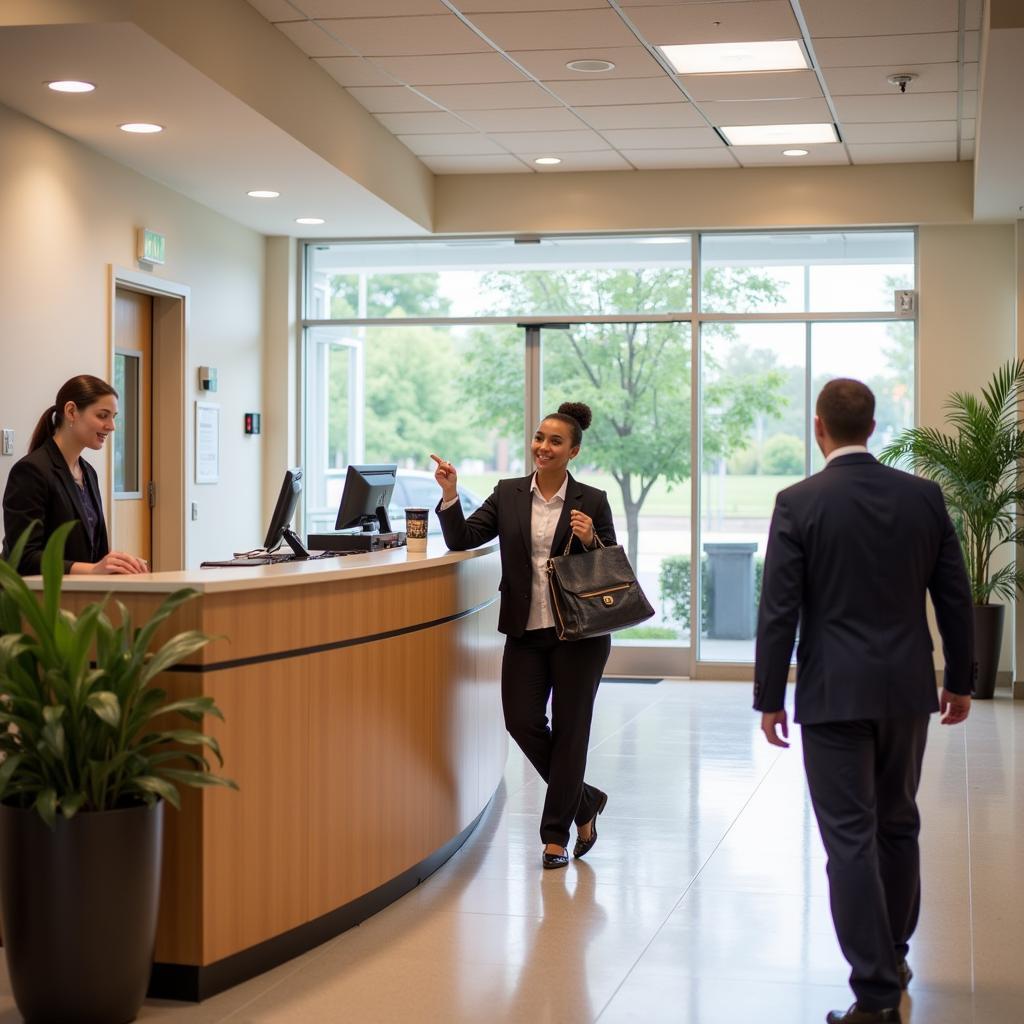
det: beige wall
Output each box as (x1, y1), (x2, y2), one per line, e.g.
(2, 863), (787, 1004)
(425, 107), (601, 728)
(0, 101), (265, 568)
(918, 224), (1018, 673)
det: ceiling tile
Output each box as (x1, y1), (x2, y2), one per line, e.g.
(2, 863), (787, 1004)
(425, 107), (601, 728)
(702, 97), (832, 126)
(961, 118), (975, 140)
(964, 31), (979, 62)
(847, 140), (957, 163)
(546, 76), (684, 105)
(399, 133), (508, 155)
(315, 15), (491, 56)
(458, 0), (607, 9)
(347, 86), (444, 112)
(962, 91), (977, 117)
(681, 69), (822, 102)
(815, 33), (957, 68)
(418, 81), (560, 109)
(834, 92), (957, 123)
(300, 0), (446, 14)
(507, 46), (664, 80)
(246, 0), (301, 21)
(842, 121), (957, 143)
(581, 103), (707, 129)
(964, 0), (983, 29)
(488, 128), (613, 151)
(732, 142), (849, 166)
(315, 56), (399, 87)
(620, 148), (736, 169)
(467, 10), (638, 51)
(960, 138), (975, 159)
(963, 62), (978, 91)
(601, 126), (723, 148)
(527, 151), (634, 171)
(619, 0), (769, 5)
(625, 1), (802, 46)
(374, 110), (475, 133)
(458, 107), (587, 131)
(801, 0), (957, 36)
(276, 20), (351, 57)
(822, 63), (958, 96)
(372, 52), (525, 86)
(421, 154), (530, 173)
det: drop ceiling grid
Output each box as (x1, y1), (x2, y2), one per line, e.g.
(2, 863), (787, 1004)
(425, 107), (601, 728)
(253, 0), (980, 172)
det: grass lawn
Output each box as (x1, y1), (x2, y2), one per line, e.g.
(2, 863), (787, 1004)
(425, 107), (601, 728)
(460, 471), (800, 518)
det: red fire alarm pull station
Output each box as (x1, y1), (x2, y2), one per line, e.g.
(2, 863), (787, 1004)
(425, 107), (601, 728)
(245, 413), (261, 435)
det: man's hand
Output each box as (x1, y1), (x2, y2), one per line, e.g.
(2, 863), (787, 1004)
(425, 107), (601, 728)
(761, 710), (790, 748)
(940, 688), (971, 725)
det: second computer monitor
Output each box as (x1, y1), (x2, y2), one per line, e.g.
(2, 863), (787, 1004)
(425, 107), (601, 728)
(264, 468), (309, 557)
(335, 464), (398, 532)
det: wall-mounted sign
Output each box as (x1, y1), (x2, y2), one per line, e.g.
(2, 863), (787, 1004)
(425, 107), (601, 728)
(137, 227), (166, 265)
(195, 401), (219, 484)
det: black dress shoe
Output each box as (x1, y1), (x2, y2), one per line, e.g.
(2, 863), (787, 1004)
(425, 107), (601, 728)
(826, 1003), (901, 1023)
(573, 790), (608, 859)
(542, 849), (569, 870)
(897, 960), (913, 990)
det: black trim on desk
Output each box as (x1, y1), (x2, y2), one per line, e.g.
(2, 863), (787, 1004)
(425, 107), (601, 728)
(147, 794), (494, 1002)
(166, 596), (497, 674)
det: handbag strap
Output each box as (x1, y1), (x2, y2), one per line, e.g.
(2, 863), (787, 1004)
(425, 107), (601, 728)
(561, 528), (605, 557)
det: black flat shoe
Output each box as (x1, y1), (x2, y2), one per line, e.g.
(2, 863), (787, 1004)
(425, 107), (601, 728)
(826, 1003), (901, 1023)
(897, 960), (913, 990)
(542, 849), (569, 870)
(573, 790), (608, 859)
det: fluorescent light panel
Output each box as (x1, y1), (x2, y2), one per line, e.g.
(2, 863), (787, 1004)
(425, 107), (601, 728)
(721, 123), (836, 146)
(659, 40), (807, 75)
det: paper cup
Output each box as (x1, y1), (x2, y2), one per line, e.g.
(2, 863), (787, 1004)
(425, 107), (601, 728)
(405, 508), (429, 552)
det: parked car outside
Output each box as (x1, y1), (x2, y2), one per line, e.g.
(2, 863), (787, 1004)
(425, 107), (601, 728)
(388, 469), (482, 534)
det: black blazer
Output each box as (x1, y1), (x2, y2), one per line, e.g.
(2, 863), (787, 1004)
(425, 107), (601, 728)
(437, 473), (616, 638)
(1, 437), (109, 575)
(754, 453), (974, 724)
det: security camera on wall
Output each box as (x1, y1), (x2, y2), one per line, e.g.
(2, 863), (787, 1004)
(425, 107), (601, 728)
(198, 366), (218, 392)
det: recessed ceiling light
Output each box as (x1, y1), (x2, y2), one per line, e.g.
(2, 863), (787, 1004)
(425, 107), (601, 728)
(119, 122), (163, 134)
(566, 59), (615, 73)
(534, 157), (561, 165)
(47, 80), (95, 93)
(659, 40), (808, 75)
(720, 123), (837, 146)
(295, 217), (325, 225)
(636, 236), (687, 245)
(247, 189), (280, 198)
(783, 149), (809, 157)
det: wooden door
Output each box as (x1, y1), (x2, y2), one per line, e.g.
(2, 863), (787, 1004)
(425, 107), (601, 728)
(113, 288), (153, 564)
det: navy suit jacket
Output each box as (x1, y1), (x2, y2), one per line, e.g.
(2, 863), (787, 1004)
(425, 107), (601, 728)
(1, 437), (109, 575)
(754, 453), (974, 724)
(437, 473), (616, 638)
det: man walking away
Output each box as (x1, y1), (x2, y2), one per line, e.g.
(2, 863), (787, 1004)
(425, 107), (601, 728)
(754, 378), (973, 1024)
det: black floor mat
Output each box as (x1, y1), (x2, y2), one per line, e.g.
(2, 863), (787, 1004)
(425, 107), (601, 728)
(602, 677), (663, 685)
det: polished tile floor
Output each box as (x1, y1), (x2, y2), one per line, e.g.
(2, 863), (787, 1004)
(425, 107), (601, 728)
(2, 681), (1020, 1023)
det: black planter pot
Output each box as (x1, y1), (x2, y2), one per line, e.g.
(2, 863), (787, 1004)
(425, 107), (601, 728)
(972, 603), (1005, 700)
(0, 800), (163, 1024)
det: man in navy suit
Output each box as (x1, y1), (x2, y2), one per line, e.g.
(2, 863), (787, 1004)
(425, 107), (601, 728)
(754, 379), (974, 1024)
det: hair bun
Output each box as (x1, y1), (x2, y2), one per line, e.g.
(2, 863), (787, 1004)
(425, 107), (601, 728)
(558, 401), (592, 431)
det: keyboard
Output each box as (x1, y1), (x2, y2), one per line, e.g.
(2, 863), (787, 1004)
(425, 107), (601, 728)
(201, 551), (350, 568)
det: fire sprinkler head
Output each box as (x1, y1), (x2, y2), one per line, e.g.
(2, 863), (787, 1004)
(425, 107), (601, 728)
(887, 73), (917, 94)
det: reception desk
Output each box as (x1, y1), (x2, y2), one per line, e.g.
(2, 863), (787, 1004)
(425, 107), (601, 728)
(46, 540), (505, 1000)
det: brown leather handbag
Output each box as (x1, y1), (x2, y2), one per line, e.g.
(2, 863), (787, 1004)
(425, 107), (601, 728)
(546, 534), (655, 641)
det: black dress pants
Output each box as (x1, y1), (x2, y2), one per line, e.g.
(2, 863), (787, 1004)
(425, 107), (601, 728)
(802, 714), (930, 1011)
(501, 628), (611, 847)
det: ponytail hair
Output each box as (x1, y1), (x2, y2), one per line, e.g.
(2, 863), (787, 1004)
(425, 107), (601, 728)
(29, 375), (118, 453)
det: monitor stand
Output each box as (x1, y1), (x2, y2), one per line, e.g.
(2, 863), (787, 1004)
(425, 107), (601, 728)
(375, 505), (392, 533)
(281, 527), (310, 559)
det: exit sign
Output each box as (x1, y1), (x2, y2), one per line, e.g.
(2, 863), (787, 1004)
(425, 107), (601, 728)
(137, 227), (166, 265)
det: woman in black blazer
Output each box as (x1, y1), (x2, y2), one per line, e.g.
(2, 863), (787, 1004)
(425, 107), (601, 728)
(2, 375), (147, 575)
(434, 401), (616, 870)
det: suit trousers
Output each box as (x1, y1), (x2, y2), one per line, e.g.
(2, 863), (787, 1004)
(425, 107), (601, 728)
(501, 628), (611, 847)
(802, 714), (930, 1011)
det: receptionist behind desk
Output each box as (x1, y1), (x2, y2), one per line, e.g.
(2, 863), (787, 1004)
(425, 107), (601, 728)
(1, 375), (147, 575)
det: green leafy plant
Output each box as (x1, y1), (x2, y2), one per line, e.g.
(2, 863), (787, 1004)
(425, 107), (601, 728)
(880, 359), (1024, 605)
(0, 522), (237, 826)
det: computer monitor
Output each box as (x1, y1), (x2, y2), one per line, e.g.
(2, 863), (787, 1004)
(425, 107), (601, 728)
(264, 468), (309, 557)
(334, 464), (397, 533)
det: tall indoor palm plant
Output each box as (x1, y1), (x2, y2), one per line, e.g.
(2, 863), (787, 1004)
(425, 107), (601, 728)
(880, 359), (1024, 697)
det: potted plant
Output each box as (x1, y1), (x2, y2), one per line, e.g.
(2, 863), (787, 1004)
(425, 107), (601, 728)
(881, 359), (1024, 699)
(0, 522), (237, 1023)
